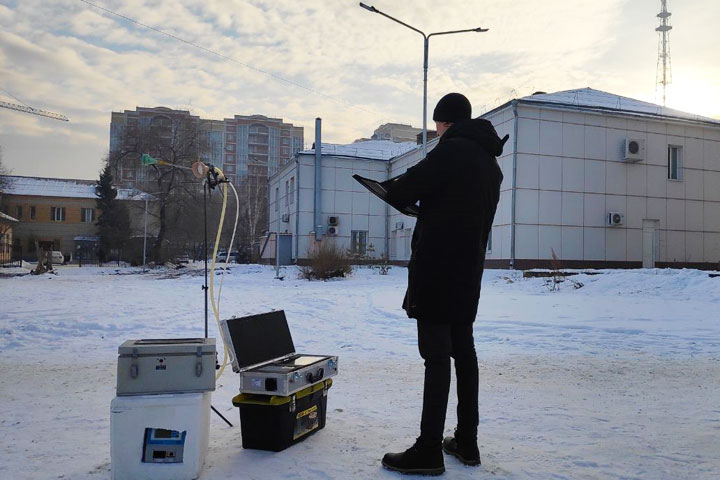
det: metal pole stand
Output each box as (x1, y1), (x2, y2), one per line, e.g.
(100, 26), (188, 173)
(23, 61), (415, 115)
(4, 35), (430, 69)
(202, 167), (233, 427)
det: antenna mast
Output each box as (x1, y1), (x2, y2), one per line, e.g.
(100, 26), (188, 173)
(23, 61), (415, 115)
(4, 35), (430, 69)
(655, 0), (673, 106)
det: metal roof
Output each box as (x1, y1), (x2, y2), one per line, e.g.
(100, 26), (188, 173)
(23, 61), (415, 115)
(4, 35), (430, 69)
(0, 211), (19, 223)
(300, 140), (417, 161)
(515, 88), (720, 125)
(0, 175), (146, 200)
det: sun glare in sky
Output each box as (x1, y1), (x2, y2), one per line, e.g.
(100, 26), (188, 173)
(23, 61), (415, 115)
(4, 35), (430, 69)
(665, 73), (720, 119)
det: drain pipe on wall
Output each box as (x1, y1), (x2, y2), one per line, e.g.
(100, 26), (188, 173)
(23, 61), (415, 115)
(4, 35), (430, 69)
(510, 100), (519, 270)
(314, 118), (323, 242)
(294, 155), (300, 259)
(385, 161), (391, 260)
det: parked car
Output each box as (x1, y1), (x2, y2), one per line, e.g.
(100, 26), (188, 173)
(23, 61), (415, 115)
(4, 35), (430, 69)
(51, 251), (65, 265)
(216, 251), (241, 263)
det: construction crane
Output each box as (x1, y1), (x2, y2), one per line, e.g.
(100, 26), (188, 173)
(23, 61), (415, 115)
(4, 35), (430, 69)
(0, 100), (69, 122)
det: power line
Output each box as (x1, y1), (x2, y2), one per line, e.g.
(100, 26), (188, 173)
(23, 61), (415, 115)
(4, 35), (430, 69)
(76, 0), (381, 116)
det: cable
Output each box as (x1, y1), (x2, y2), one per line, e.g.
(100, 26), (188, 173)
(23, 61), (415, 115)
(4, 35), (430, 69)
(76, 0), (381, 116)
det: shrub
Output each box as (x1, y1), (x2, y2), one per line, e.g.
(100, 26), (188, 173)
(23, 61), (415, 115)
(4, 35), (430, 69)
(299, 240), (352, 280)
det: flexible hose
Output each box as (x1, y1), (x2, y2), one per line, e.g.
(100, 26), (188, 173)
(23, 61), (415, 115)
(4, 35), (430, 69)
(215, 181), (240, 374)
(207, 168), (231, 380)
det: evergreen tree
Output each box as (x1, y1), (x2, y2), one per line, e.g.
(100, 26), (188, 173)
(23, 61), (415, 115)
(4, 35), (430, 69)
(96, 163), (130, 263)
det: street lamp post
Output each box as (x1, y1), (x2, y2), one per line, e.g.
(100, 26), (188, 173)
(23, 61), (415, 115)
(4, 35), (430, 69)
(359, 3), (488, 158)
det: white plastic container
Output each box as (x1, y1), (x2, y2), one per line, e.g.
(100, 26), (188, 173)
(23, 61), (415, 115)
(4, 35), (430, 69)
(110, 392), (211, 480)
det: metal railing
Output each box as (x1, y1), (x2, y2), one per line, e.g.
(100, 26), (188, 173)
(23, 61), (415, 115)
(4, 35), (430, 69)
(0, 242), (22, 267)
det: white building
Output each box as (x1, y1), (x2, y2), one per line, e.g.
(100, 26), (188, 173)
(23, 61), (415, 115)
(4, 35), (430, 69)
(269, 88), (720, 269)
(267, 139), (416, 261)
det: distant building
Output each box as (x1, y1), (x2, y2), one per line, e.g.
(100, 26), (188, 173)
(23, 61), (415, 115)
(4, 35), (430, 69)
(371, 123), (424, 143)
(266, 88), (720, 269)
(0, 175), (148, 262)
(109, 107), (304, 188)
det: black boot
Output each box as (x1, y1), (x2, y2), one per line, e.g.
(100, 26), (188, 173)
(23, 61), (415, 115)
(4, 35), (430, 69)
(382, 439), (445, 476)
(442, 434), (480, 466)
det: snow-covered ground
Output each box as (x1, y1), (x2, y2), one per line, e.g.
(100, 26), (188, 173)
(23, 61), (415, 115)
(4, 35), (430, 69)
(1, 264), (719, 479)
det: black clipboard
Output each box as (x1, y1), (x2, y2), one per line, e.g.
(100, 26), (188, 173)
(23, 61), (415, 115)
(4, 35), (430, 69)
(352, 174), (419, 217)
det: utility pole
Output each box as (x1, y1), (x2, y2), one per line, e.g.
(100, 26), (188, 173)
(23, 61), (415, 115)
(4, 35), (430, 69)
(656, 0), (673, 106)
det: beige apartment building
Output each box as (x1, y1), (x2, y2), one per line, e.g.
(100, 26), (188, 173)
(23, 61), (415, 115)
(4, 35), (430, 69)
(109, 107), (304, 189)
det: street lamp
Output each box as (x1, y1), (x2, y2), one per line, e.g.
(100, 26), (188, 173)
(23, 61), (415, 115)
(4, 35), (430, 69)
(137, 190), (162, 272)
(359, 3), (488, 158)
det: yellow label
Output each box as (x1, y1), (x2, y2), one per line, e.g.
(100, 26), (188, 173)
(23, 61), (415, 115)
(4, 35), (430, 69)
(296, 405), (318, 419)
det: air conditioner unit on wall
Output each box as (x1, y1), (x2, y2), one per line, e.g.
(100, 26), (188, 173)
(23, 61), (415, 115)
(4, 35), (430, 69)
(281, 214), (290, 223)
(327, 226), (338, 236)
(608, 212), (625, 226)
(623, 138), (646, 162)
(328, 216), (339, 226)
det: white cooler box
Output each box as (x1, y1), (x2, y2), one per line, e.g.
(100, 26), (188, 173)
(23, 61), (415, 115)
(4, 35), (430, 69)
(110, 392), (211, 480)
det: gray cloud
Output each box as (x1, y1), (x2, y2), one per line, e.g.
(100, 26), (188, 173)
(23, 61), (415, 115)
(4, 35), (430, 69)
(0, 0), (718, 180)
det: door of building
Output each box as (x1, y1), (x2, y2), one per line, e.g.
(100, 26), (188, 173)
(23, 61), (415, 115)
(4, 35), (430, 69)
(278, 233), (293, 265)
(642, 219), (659, 268)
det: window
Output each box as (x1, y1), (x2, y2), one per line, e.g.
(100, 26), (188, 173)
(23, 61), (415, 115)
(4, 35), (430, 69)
(81, 208), (95, 223)
(30, 206), (36, 220)
(275, 187), (279, 211)
(486, 229), (492, 252)
(351, 230), (368, 256)
(668, 146), (682, 180)
(285, 180), (289, 206)
(15, 205), (22, 220)
(289, 177), (295, 205)
(51, 207), (66, 222)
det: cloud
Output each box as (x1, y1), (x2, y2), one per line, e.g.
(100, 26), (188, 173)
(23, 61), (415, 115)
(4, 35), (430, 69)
(0, 0), (718, 180)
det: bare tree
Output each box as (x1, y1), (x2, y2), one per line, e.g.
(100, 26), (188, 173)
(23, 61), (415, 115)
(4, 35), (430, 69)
(0, 145), (11, 191)
(237, 174), (268, 257)
(110, 115), (208, 262)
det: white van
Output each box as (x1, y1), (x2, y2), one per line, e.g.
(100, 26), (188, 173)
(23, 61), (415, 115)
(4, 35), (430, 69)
(51, 251), (65, 265)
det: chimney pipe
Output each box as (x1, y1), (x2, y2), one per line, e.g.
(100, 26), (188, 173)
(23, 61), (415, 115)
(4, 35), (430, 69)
(314, 118), (323, 241)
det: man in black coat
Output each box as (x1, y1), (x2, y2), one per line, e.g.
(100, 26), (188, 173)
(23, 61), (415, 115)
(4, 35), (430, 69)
(381, 93), (505, 475)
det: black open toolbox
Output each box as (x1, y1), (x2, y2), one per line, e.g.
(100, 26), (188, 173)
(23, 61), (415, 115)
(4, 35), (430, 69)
(232, 379), (332, 452)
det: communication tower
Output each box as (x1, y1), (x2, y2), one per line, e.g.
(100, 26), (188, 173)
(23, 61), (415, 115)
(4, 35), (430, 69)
(655, 0), (673, 106)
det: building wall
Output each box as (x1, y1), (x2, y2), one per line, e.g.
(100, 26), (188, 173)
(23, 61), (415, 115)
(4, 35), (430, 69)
(3, 195), (99, 259)
(268, 154), (389, 260)
(509, 105), (720, 267)
(1, 193), (152, 261)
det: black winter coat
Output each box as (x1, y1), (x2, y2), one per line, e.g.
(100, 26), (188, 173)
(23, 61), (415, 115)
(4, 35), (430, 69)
(385, 118), (505, 323)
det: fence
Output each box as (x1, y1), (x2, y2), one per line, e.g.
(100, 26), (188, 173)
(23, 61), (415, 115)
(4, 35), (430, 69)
(0, 242), (22, 267)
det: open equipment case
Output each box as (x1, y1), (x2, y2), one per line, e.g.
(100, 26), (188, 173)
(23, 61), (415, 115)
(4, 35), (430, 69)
(221, 310), (339, 451)
(220, 310), (338, 396)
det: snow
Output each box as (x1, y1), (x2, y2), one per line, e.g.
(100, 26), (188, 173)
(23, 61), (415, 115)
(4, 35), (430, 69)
(0, 175), (146, 200)
(521, 88), (720, 124)
(302, 140), (418, 161)
(1, 265), (719, 479)
(0, 211), (19, 223)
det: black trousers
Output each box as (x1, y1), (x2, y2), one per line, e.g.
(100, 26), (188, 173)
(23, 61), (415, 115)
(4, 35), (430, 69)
(417, 320), (479, 447)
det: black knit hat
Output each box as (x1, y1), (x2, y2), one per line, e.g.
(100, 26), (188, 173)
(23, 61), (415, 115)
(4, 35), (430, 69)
(432, 93), (471, 123)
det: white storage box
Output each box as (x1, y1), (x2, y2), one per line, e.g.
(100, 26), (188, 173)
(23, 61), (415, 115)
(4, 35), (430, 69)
(110, 392), (211, 480)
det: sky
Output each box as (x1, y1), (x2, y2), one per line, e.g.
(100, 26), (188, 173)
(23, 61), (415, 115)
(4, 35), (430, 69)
(0, 0), (719, 180)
